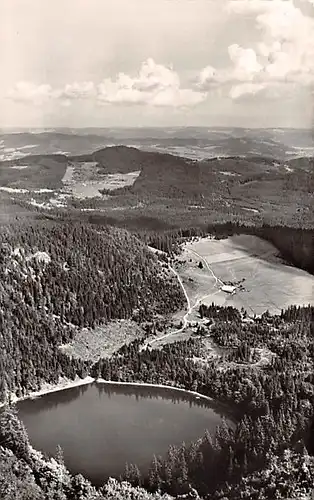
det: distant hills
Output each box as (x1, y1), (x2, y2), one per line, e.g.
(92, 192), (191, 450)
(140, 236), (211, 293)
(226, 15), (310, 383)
(0, 142), (312, 232)
(0, 143), (313, 195)
(2, 143), (311, 192)
(1, 127), (313, 161)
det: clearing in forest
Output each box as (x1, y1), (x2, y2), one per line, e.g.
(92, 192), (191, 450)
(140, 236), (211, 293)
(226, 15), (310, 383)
(62, 161), (140, 199)
(59, 319), (145, 362)
(174, 234), (314, 317)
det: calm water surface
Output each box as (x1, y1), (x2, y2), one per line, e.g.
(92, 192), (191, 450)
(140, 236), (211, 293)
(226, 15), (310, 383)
(18, 382), (226, 486)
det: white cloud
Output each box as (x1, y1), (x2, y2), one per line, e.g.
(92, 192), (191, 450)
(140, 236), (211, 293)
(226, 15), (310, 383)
(228, 44), (263, 81)
(59, 82), (96, 100)
(1, 0), (313, 128)
(196, 46), (265, 96)
(7, 59), (206, 109)
(233, 0), (314, 82)
(8, 81), (96, 105)
(197, 0), (314, 100)
(230, 82), (268, 99)
(7, 82), (56, 105)
(196, 65), (225, 90)
(226, 0), (296, 17)
(97, 58), (206, 107)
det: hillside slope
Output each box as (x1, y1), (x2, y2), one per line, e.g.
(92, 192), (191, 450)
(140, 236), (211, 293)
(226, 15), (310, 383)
(0, 147), (313, 242)
(0, 220), (184, 401)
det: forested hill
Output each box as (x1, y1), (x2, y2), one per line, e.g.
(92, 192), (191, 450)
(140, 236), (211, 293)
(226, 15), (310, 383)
(69, 145), (182, 174)
(0, 220), (185, 401)
(1, 146), (313, 228)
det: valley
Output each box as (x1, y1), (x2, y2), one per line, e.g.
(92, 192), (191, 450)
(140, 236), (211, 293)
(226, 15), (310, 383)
(0, 142), (313, 231)
(0, 131), (313, 500)
(144, 235), (314, 355)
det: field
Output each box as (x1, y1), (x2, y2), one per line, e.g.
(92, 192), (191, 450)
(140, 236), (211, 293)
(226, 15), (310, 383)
(59, 319), (145, 362)
(174, 235), (314, 317)
(0, 155), (142, 212)
(0, 145), (313, 230)
(62, 161), (140, 199)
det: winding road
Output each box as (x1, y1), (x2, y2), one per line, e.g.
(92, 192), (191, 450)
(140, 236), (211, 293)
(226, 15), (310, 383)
(187, 248), (224, 287)
(145, 240), (281, 371)
(148, 247), (223, 347)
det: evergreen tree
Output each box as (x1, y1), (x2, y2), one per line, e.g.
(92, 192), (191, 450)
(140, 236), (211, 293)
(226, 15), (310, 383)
(0, 405), (30, 460)
(148, 455), (162, 491)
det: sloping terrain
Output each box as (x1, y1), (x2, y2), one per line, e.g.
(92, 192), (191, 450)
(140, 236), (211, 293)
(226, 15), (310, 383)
(0, 154), (68, 190)
(1, 126), (313, 160)
(0, 220), (185, 401)
(174, 235), (314, 317)
(70, 145), (154, 173)
(0, 147), (313, 268)
(0, 133), (313, 500)
(0, 145), (312, 207)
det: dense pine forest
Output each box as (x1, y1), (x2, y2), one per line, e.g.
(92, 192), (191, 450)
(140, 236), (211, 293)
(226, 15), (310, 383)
(0, 215), (314, 499)
(0, 220), (184, 401)
(137, 223), (314, 275)
(91, 305), (314, 498)
(1, 304), (314, 498)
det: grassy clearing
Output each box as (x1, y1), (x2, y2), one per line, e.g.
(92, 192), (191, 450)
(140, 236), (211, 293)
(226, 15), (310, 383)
(59, 319), (145, 362)
(61, 161), (140, 199)
(174, 235), (314, 316)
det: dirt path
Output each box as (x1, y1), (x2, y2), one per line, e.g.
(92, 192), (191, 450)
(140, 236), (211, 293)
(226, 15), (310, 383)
(146, 240), (282, 369)
(148, 259), (221, 347)
(148, 264), (191, 345)
(186, 247), (224, 286)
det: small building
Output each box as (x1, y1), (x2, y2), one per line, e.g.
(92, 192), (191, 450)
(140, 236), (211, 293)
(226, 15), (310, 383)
(221, 284), (236, 294)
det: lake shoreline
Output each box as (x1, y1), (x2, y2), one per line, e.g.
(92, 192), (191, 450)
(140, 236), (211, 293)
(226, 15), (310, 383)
(2, 375), (237, 424)
(16, 377), (229, 487)
(2, 376), (214, 408)
(96, 379), (240, 422)
(96, 378), (214, 403)
(1, 376), (238, 424)
(0, 376), (94, 408)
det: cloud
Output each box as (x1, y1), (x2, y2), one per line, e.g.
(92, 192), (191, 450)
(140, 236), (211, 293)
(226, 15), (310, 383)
(228, 44), (263, 81)
(226, 0), (299, 19)
(96, 58), (206, 107)
(229, 82), (269, 100)
(8, 1), (314, 111)
(7, 82), (56, 105)
(196, 65), (225, 90)
(197, 0), (314, 100)
(196, 47), (265, 97)
(229, 0), (314, 84)
(7, 59), (206, 109)
(58, 82), (96, 100)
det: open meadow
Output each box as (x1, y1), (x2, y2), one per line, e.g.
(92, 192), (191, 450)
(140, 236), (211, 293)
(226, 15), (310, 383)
(175, 235), (314, 317)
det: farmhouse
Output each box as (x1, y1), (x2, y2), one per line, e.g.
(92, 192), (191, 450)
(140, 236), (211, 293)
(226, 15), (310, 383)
(221, 284), (236, 294)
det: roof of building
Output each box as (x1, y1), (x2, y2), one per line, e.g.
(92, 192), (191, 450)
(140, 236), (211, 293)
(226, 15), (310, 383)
(221, 285), (236, 294)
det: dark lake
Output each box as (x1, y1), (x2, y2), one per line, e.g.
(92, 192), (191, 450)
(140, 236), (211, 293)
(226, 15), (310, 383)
(17, 382), (226, 486)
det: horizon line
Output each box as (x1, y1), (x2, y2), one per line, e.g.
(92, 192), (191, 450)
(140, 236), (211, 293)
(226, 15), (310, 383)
(0, 125), (312, 131)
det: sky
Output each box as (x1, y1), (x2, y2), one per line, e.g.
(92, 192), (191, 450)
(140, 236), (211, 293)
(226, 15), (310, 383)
(1, 0), (314, 128)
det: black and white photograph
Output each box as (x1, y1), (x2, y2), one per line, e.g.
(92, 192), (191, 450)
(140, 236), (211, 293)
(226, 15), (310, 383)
(0, 1), (314, 499)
